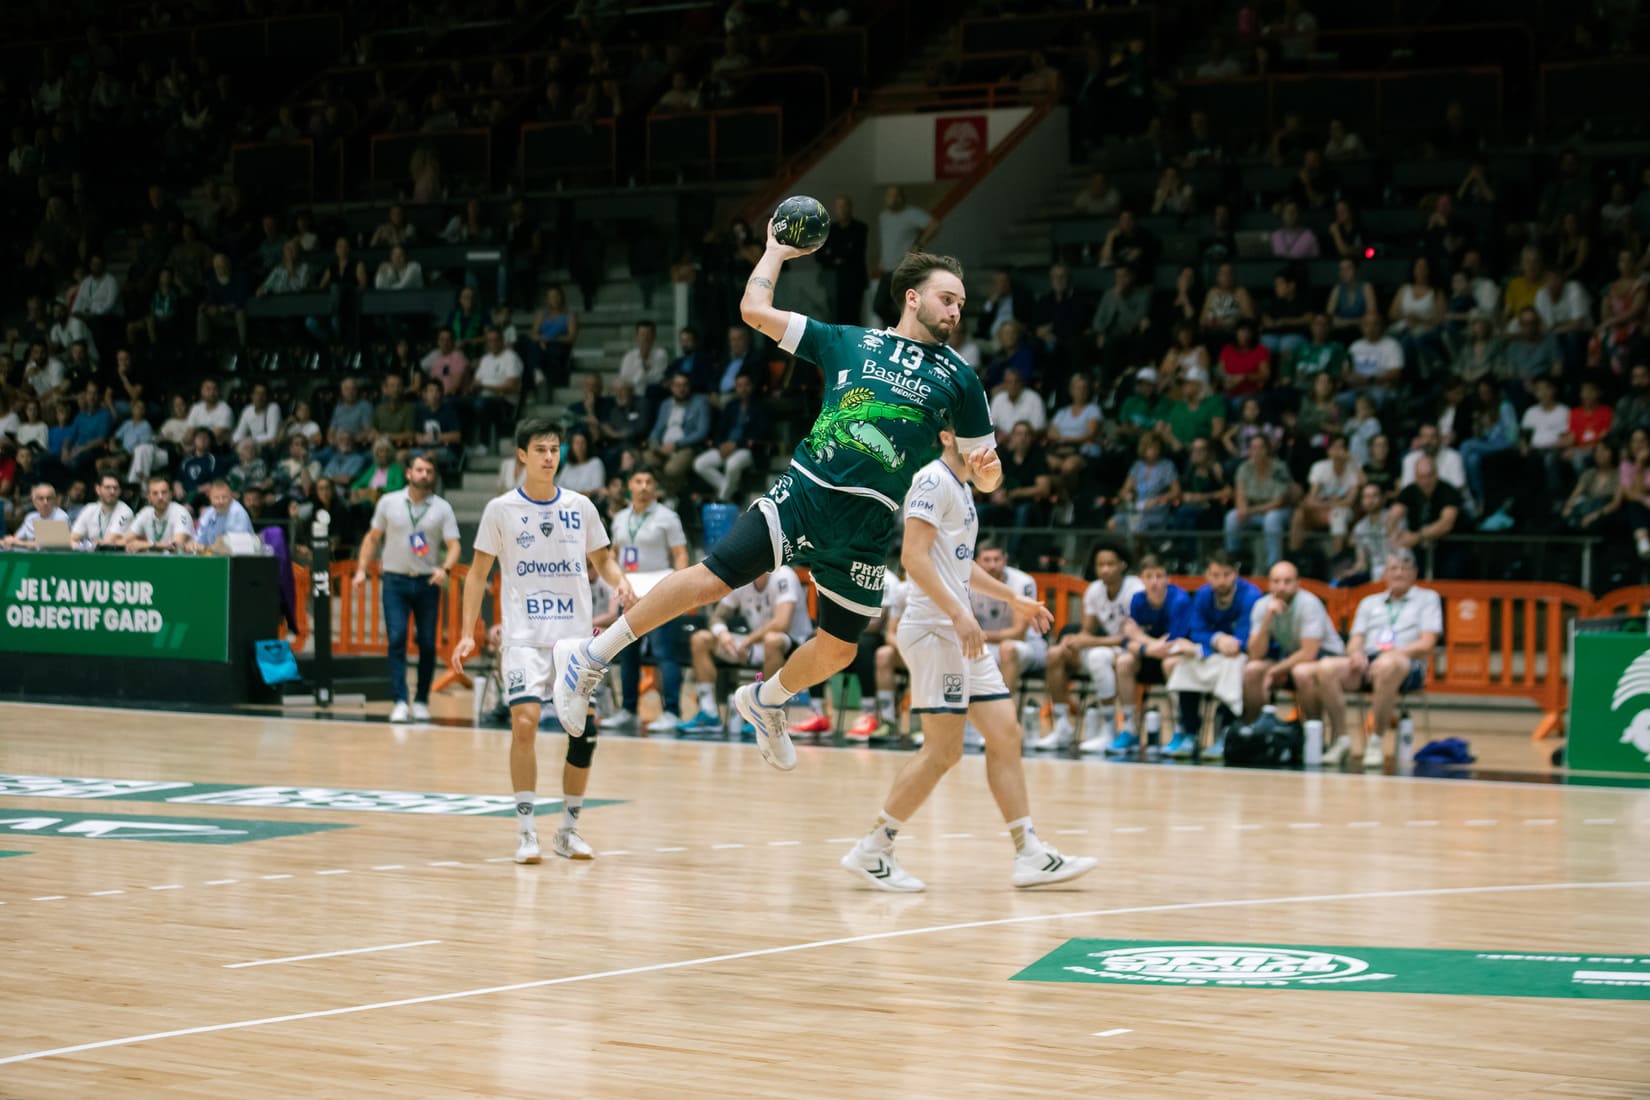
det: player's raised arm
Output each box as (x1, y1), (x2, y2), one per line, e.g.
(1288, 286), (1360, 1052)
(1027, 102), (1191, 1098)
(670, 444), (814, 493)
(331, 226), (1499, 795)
(740, 218), (820, 342)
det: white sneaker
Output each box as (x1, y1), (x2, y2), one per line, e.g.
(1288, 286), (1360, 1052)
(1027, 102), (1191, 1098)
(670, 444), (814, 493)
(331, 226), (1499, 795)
(553, 826), (595, 860)
(599, 709), (636, 730)
(514, 831), (541, 864)
(840, 844), (925, 892)
(1323, 736), (1352, 766)
(1032, 715), (1075, 751)
(732, 683), (796, 770)
(551, 638), (607, 736)
(1363, 738), (1386, 770)
(1078, 715), (1115, 754)
(1012, 845), (1098, 888)
(388, 701), (410, 723)
(411, 702), (431, 722)
(646, 712), (681, 733)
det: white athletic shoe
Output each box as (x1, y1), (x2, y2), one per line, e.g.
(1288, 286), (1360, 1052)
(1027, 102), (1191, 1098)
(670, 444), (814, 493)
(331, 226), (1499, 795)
(1078, 715), (1115, 754)
(646, 712), (681, 733)
(1012, 845), (1098, 888)
(732, 683), (796, 770)
(1323, 736), (1352, 766)
(552, 638), (606, 736)
(514, 831), (541, 864)
(1363, 738), (1386, 770)
(388, 701), (410, 724)
(553, 826), (595, 860)
(1032, 715), (1075, 752)
(599, 708), (636, 730)
(411, 702), (431, 722)
(840, 844), (925, 892)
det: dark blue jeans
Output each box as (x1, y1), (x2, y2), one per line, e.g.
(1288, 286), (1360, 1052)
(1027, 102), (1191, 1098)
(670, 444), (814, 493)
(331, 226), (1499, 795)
(383, 571), (442, 704)
(620, 615), (684, 715)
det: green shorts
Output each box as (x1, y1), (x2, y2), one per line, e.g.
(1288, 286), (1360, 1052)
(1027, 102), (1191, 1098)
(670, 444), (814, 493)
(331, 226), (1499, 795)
(756, 465), (897, 618)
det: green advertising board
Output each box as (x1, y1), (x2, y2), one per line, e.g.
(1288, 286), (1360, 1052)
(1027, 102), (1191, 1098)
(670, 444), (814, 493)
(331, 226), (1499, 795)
(1568, 632), (1650, 774)
(1013, 939), (1650, 1001)
(0, 553), (228, 662)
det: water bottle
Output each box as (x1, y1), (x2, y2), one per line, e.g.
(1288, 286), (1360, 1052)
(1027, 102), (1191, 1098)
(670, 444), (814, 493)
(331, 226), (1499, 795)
(1143, 708), (1162, 744)
(1081, 706), (1103, 743)
(1261, 704), (1277, 718)
(1397, 714), (1415, 766)
(1304, 718), (1324, 767)
(1021, 701), (1041, 748)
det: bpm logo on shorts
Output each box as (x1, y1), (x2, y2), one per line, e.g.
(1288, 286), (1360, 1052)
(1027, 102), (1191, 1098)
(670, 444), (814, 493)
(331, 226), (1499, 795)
(850, 560), (883, 592)
(942, 674), (963, 704)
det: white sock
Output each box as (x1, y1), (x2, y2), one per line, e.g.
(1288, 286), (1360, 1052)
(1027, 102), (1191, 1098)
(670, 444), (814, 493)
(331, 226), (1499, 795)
(1120, 704), (1136, 731)
(696, 683), (716, 713)
(1053, 702), (1070, 721)
(1007, 815), (1041, 856)
(756, 670), (794, 708)
(561, 795), (583, 831)
(877, 690), (895, 720)
(860, 810), (903, 852)
(514, 791), (535, 834)
(587, 616), (638, 665)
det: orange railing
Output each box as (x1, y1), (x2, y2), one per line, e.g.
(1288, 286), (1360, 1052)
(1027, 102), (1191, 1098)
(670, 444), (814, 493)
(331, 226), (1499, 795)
(280, 562), (1627, 740)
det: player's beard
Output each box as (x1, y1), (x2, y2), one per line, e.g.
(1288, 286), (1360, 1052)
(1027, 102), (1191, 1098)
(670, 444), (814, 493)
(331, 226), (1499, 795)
(914, 300), (953, 344)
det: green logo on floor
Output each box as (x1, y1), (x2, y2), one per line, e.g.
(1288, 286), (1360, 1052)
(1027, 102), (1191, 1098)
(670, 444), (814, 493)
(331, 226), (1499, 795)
(0, 810), (348, 845)
(0, 850), (28, 858)
(0, 774), (620, 817)
(1013, 939), (1650, 1001)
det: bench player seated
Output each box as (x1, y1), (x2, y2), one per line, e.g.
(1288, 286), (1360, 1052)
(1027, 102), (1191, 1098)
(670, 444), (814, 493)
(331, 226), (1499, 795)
(971, 540), (1045, 704)
(1115, 554), (1194, 756)
(1036, 538), (1143, 754)
(678, 566), (817, 735)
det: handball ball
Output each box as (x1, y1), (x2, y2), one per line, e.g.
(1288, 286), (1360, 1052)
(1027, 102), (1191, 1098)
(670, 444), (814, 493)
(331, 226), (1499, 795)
(772, 195), (831, 250)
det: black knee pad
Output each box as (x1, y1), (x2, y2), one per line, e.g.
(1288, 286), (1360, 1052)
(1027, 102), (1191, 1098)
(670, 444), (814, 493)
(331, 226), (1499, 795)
(703, 506), (777, 590)
(817, 596), (872, 643)
(565, 722), (597, 769)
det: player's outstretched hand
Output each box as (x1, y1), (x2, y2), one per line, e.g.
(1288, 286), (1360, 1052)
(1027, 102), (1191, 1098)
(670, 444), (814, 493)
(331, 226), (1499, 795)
(1014, 596), (1054, 635)
(965, 445), (1001, 484)
(615, 578), (637, 610)
(766, 217), (821, 261)
(953, 610), (985, 660)
(449, 636), (476, 676)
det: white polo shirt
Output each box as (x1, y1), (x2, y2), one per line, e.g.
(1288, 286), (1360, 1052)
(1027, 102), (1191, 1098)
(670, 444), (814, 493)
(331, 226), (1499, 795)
(130, 502), (195, 545)
(71, 501), (134, 547)
(1350, 586), (1444, 656)
(370, 488), (460, 575)
(609, 503), (686, 574)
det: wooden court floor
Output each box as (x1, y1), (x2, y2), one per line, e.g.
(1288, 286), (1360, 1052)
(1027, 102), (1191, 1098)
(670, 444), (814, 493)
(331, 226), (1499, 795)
(1, 702), (1648, 1098)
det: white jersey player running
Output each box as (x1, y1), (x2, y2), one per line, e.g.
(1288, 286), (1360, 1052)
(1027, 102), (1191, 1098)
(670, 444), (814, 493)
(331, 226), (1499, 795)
(451, 418), (635, 865)
(840, 434), (1098, 892)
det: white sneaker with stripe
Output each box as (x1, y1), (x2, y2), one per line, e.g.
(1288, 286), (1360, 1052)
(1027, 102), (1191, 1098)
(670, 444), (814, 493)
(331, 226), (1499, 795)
(514, 831), (541, 865)
(1011, 845), (1097, 888)
(840, 844), (925, 892)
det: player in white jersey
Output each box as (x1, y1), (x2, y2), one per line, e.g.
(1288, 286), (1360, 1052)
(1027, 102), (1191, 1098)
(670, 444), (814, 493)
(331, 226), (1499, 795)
(840, 434), (1097, 892)
(451, 419), (634, 865)
(1036, 538), (1145, 754)
(970, 541), (1045, 698)
(681, 566), (814, 734)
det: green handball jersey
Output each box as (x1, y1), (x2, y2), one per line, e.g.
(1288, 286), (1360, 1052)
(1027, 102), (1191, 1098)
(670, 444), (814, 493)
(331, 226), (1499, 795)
(778, 314), (996, 510)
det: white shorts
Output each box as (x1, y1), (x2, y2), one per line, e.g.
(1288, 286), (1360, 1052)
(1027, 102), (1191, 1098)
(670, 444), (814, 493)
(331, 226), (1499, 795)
(502, 645), (556, 707)
(998, 637), (1047, 673)
(1081, 645), (1121, 680)
(896, 622), (1010, 714)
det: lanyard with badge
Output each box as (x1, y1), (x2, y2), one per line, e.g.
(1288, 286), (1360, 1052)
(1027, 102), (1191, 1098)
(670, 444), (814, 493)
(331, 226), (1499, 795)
(406, 496), (431, 557)
(1372, 597), (1403, 652)
(621, 506), (650, 572)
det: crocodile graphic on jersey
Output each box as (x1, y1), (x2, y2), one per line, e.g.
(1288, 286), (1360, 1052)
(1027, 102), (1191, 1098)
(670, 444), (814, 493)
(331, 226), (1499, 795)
(804, 387), (927, 472)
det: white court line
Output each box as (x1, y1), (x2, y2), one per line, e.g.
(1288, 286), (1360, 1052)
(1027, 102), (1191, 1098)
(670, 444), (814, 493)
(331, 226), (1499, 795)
(826, 837), (857, 843)
(1115, 827), (1147, 833)
(223, 940), (442, 970)
(88, 890), (125, 897)
(372, 865), (404, 871)
(1171, 825), (1205, 832)
(6, 879), (1643, 1067)
(941, 833), (975, 839)
(148, 885), (181, 891)
(1524, 819), (1557, 826)
(31, 896), (64, 902)
(315, 869), (351, 876)
(1232, 824), (1264, 831)
(1288, 823), (1322, 830)
(767, 840), (801, 847)
(1055, 829), (1089, 835)
(654, 847), (688, 853)
(1407, 820), (1440, 827)
(259, 874), (292, 881)
(1092, 1028), (1133, 1038)
(1465, 819), (1499, 827)
(710, 844), (745, 850)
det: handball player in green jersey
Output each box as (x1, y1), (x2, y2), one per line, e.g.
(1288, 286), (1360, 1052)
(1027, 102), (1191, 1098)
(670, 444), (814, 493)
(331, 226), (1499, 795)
(552, 219), (1000, 771)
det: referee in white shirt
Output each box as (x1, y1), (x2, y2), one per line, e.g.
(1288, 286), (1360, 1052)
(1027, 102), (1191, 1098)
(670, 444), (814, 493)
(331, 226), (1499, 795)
(354, 452), (461, 722)
(605, 467), (690, 731)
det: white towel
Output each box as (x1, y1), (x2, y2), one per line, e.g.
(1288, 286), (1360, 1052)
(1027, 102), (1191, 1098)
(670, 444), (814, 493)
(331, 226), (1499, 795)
(1166, 653), (1247, 715)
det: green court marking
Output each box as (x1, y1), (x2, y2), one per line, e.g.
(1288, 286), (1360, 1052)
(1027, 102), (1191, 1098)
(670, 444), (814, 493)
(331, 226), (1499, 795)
(0, 850), (29, 858)
(0, 775), (621, 817)
(1013, 939), (1650, 1001)
(0, 810), (348, 845)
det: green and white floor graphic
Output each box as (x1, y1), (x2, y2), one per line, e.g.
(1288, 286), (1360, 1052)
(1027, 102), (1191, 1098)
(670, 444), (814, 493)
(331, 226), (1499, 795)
(1014, 939), (1650, 1001)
